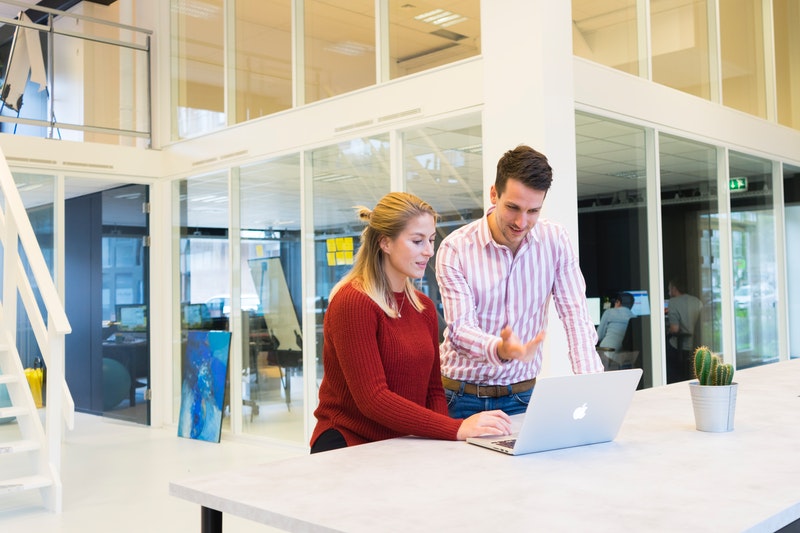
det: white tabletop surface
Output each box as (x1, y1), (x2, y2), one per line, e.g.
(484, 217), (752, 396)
(170, 359), (800, 533)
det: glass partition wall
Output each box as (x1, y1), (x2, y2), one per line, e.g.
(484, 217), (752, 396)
(659, 135), (720, 383)
(238, 156), (302, 440)
(171, 0), (481, 139)
(728, 152), (779, 368)
(572, 0), (800, 132)
(785, 164), (800, 358)
(173, 172), (231, 427)
(576, 114), (653, 385)
(576, 111), (792, 386)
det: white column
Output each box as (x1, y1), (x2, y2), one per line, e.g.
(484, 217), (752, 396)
(481, 0), (580, 376)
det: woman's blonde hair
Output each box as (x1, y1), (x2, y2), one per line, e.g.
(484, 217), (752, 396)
(329, 192), (438, 317)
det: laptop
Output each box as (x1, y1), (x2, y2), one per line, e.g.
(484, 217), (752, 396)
(466, 368), (642, 456)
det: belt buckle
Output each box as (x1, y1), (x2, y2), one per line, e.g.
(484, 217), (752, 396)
(475, 384), (496, 398)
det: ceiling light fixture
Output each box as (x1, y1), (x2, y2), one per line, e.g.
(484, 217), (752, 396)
(414, 9), (467, 28)
(325, 41), (375, 57)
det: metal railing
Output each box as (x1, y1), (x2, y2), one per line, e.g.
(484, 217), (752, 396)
(0, 0), (151, 144)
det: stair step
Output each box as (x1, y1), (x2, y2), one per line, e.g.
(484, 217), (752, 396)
(0, 440), (41, 454)
(0, 406), (28, 418)
(0, 475), (53, 494)
(0, 374), (19, 385)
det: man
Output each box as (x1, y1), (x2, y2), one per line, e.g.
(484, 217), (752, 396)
(435, 145), (603, 418)
(666, 278), (703, 382)
(596, 292), (636, 353)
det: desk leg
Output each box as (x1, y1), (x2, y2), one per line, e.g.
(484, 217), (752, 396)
(201, 506), (222, 533)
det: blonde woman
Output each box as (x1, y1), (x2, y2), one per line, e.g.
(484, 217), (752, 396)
(310, 192), (511, 453)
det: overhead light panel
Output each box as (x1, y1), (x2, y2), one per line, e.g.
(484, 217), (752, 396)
(414, 9), (467, 28)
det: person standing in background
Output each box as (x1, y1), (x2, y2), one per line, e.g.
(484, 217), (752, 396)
(666, 278), (703, 382)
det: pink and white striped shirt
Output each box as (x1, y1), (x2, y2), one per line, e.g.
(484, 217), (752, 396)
(436, 209), (602, 385)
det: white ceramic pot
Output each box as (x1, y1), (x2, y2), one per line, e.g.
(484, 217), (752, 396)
(689, 381), (738, 432)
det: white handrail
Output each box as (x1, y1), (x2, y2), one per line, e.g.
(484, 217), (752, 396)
(0, 148), (73, 424)
(0, 159), (70, 334)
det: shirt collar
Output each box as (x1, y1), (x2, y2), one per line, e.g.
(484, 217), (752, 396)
(480, 206), (539, 249)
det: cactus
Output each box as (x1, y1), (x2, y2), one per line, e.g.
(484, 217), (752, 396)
(693, 346), (734, 386)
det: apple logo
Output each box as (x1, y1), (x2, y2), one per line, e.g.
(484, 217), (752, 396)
(572, 403), (588, 420)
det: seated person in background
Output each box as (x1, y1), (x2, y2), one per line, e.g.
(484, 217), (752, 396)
(309, 192), (511, 454)
(596, 292), (635, 353)
(666, 278), (703, 382)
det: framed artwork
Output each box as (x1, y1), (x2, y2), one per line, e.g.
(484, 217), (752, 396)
(178, 330), (231, 443)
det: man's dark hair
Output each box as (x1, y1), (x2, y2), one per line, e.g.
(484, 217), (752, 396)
(618, 292), (635, 309)
(495, 145), (553, 195)
(669, 278), (686, 294)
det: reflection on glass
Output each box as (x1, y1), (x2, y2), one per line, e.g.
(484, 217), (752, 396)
(575, 113), (651, 383)
(234, 0), (292, 123)
(402, 114), (483, 329)
(389, 0), (480, 79)
(172, 0), (225, 139)
(651, 0), (711, 99)
(175, 172), (230, 424)
(10, 173), (55, 369)
(784, 164), (800, 358)
(774, 0), (800, 130)
(572, 0), (640, 75)
(729, 152), (778, 368)
(659, 135), (718, 383)
(719, 0), (767, 118)
(304, 0), (375, 104)
(312, 135), (390, 371)
(78, 26), (150, 144)
(239, 155), (304, 443)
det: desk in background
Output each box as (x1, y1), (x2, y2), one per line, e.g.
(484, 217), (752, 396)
(171, 359), (800, 533)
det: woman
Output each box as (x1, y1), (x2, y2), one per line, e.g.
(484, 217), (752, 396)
(310, 192), (511, 453)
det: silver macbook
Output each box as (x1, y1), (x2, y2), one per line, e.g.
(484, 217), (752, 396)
(466, 368), (642, 455)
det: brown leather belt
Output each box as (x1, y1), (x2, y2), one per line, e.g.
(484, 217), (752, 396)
(441, 376), (536, 398)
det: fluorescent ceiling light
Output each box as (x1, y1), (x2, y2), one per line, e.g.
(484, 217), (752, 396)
(414, 9), (467, 28)
(325, 41), (375, 57)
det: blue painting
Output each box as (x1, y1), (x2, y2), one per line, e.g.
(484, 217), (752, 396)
(178, 331), (231, 443)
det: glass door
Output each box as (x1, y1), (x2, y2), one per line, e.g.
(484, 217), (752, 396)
(101, 184), (150, 424)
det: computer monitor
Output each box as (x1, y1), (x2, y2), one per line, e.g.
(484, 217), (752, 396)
(116, 304), (147, 332)
(627, 290), (650, 316)
(586, 297), (601, 326)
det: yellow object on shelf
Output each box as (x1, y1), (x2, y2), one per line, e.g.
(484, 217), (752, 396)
(25, 367), (44, 408)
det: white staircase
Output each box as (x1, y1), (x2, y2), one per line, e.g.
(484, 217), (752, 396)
(0, 146), (73, 512)
(0, 341), (57, 506)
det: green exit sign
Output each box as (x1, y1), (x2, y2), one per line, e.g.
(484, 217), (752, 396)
(729, 177), (748, 192)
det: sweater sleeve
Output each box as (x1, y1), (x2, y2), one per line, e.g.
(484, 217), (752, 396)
(326, 286), (462, 441)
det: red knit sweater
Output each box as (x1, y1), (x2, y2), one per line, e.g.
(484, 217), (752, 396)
(310, 282), (463, 448)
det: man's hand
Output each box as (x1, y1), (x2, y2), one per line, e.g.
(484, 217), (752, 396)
(497, 326), (545, 363)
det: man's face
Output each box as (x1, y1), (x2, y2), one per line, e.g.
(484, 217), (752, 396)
(489, 178), (546, 252)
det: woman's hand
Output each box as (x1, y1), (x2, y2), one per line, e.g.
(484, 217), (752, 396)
(456, 410), (513, 440)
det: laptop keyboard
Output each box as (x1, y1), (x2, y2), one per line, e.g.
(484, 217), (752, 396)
(494, 438), (517, 450)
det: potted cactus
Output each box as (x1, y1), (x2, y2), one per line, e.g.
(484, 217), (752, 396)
(688, 346), (737, 432)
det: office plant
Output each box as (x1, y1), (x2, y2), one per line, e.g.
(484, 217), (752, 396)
(689, 346), (737, 432)
(693, 346), (734, 386)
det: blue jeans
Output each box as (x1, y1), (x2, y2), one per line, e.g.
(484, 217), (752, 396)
(445, 386), (533, 418)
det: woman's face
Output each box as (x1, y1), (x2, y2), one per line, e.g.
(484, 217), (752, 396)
(380, 213), (436, 292)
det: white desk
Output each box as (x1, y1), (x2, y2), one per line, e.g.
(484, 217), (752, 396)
(170, 359), (800, 533)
